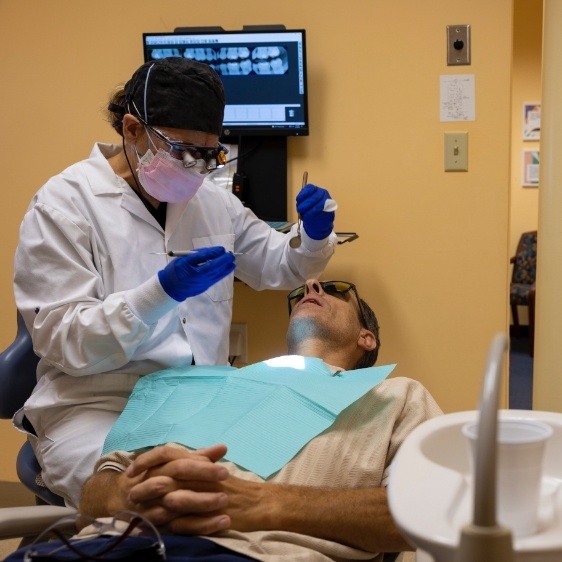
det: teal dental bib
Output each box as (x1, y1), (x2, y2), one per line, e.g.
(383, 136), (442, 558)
(102, 356), (395, 478)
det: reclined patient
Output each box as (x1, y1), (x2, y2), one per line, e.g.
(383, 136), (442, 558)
(9, 279), (442, 562)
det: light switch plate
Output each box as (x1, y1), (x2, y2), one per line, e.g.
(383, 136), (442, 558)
(447, 24), (471, 65)
(444, 132), (468, 172)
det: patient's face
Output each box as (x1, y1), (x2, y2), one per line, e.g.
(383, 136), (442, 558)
(287, 279), (363, 341)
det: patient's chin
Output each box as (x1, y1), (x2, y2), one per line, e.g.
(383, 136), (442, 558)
(286, 317), (329, 351)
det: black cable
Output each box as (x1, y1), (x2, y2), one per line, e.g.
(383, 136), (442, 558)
(223, 136), (262, 166)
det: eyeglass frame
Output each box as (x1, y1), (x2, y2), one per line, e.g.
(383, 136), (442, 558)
(144, 122), (228, 170)
(23, 510), (166, 562)
(287, 280), (368, 328)
(126, 96), (227, 167)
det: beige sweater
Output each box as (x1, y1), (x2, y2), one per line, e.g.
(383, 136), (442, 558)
(96, 377), (442, 562)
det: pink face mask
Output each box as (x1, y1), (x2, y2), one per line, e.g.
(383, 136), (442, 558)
(136, 148), (205, 204)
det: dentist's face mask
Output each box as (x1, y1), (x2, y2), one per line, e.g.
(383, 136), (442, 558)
(135, 137), (206, 204)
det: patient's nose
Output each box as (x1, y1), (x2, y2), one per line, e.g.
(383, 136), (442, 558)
(305, 279), (323, 295)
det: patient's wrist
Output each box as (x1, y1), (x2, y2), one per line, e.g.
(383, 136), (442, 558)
(93, 471), (136, 516)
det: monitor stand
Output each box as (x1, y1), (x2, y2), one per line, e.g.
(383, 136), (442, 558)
(222, 135), (288, 222)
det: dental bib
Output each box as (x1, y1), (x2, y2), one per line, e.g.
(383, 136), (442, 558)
(102, 356), (395, 477)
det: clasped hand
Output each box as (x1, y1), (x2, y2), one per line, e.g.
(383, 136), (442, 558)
(118, 444), (261, 536)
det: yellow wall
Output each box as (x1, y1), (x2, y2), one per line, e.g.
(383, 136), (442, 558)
(509, 0), (542, 325)
(533, 0), (562, 412)
(0, 0), (514, 481)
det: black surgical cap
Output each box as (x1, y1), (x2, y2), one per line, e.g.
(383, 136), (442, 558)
(123, 57), (225, 135)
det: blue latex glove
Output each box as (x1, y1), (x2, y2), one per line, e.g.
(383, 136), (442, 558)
(158, 246), (236, 302)
(296, 184), (335, 240)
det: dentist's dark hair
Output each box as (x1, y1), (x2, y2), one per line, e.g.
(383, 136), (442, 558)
(105, 57), (225, 137)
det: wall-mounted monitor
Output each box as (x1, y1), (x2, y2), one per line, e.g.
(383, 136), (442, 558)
(142, 29), (309, 137)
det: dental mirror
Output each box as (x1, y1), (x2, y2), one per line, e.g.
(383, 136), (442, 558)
(289, 171), (308, 249)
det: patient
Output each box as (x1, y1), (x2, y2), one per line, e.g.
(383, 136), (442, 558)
(75, 280), (442, 561)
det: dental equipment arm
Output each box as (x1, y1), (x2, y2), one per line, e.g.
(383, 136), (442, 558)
(457, 333), (515, 562)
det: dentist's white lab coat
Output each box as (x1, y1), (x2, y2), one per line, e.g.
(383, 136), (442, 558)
(13, 143), (336, 506)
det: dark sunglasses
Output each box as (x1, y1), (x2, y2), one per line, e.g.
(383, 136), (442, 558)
(147, 124), (228, 170)
(287, 281), (367, 327)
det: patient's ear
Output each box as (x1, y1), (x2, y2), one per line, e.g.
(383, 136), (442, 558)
(357, 328), (377, 352)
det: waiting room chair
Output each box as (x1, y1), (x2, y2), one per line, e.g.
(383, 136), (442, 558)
(0, 311), (75, 540)
(509, 230), (537, 356)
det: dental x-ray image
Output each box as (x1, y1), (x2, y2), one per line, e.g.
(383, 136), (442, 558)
(148, 46), (289, 76)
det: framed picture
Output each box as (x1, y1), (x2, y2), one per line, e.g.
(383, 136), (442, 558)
(522, 149), (540, 187)
(522, 103), (541, 141)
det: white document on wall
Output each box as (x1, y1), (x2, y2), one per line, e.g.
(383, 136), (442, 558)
(440, 74), (475, 122)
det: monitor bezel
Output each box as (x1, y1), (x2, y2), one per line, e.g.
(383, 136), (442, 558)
(142, 29), (309, 137)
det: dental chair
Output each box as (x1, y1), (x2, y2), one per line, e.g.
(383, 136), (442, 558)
(0, 313), (406, 559)
(0, 311), (76, 541)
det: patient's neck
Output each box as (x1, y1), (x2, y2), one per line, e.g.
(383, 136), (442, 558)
(286, 317), (355, 370)
(287, 339), (350, 371)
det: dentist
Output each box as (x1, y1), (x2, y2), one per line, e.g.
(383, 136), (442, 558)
(13, 57), (337, 508)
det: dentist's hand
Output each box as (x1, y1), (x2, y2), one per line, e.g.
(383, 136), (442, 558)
(296, 184), (335, 240)
(158, 246), (236, 302)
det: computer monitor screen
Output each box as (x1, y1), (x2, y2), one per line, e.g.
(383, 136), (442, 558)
(143, 29), (309, 137)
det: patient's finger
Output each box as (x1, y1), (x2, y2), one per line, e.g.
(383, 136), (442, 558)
(145, 458), (228, 483)
(162, 488), (229, 514)
(126, 443), (227, 477)
(139, 506), (230, 535)
(128, 475), (179, 502)
(165, 513), (231, 536)
(194, 444), (228, 463)
(129, 472), (224, 501)
(125, 502), (220, 529)
(129, 475), (228, 509)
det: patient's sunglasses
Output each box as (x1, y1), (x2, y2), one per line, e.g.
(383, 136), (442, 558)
(287, 280), (367, 327)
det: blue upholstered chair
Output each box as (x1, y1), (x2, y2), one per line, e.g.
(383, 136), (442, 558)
(0, 311), (66, 507)
(510, 230), (537, 356)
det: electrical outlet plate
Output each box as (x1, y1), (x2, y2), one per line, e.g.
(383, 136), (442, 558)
(447, 24), (471, 66)
(229, 323), (248, 363)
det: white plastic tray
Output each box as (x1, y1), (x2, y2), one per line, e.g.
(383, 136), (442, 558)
(388, 410), (562, 562)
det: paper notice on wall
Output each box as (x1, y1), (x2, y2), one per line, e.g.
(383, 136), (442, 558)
(440, 74), (475, 121)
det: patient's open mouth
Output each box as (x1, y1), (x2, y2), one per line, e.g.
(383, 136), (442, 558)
(300, 296), (322, 307)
